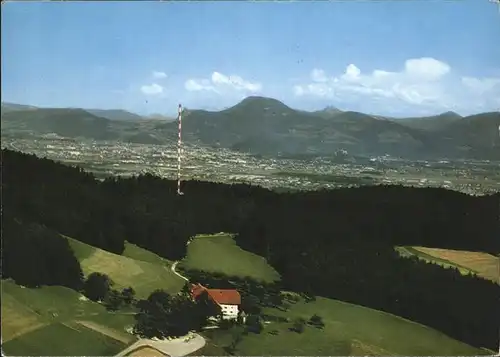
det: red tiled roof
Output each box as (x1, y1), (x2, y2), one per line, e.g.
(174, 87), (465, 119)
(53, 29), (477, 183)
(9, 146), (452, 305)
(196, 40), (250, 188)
(190, 283), (241, 305)
(206, 289), (241, 305)
(190, 283), (206, 299)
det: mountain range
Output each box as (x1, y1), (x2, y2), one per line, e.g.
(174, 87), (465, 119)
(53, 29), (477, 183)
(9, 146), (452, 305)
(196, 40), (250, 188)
(2, 97), (499, 160)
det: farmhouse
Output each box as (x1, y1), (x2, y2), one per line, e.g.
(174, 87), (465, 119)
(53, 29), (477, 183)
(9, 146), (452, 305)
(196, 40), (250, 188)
(190, 283), (241, 320)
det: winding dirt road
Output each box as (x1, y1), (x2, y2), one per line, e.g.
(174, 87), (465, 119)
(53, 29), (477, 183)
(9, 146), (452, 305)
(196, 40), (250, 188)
(171, 262), (189, 282)
(116, 248), (204, 357)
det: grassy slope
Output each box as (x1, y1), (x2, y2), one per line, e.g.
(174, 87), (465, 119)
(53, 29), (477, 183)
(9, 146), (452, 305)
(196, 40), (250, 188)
(2, 322), (125, 356)
(2, 239), (182, 356)
(182, 236), (484, 355)
(4, 232), (490, 356)
(396, 246), (499, 283)
(1, 280), (136, 356)
(122, 241), (174, 266)
(180, 233), (280, 283)
(66, 236), (184, 298)
(2, 280), (102, 342)
(199, 295), (486, 356)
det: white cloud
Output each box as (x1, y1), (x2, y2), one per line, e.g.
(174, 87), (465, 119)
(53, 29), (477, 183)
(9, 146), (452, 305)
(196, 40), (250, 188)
(461, 76), (500, 95)
(404, 58), (450, 81)
(342, 64), (361, 81)
(185, 71), (262, 94)
(185, 79), (217, 92)
(153, 71), (167, 79)
(141, 83), (163, 95)
(293, 85), (305, 96)
(294, 57), (500, 115)
(311, 68), (328, 83)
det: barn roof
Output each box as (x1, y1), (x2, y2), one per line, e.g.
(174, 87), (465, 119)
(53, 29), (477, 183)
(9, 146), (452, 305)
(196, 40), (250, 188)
(206, 289), (241, 305)
(190, 283), (241, 305)
(190, 283), (206, 299)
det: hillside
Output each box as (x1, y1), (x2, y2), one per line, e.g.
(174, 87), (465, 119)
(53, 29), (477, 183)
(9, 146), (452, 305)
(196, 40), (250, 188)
(199, 294), (486, 356)
(395, 111), (463, 131)
(165, 98), (435, 158)
(176, 99), (499, 159)
(179, 233), (280, 283)
(86, 109), (144, 122)
(0, 103), (145, 122)
(187, 104), (496, 161)
(2, 279), (137, 356)
(0, 105), (178, 146)
(2, 98), (499, 159)
(436, 112), (500, 156)
(396, 111), (500, 159)
(5, 236), (487, 357)
(174, 96), (320, 153)
(1, 236), (185, 355)
(124, 132), (163, 145)
(146, 113), (176, 121)
(309, 105), (343, 119)
(1, 108), (119, 141)
(1, 102), (38, 114)
(66, 236), (185, 298)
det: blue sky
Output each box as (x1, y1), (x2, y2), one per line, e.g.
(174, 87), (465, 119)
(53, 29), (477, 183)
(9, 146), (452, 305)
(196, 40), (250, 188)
(2, 0), (500, 117)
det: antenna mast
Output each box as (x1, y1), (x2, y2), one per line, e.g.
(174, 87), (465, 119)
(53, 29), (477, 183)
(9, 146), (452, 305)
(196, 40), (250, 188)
(177, 104), (184, 196)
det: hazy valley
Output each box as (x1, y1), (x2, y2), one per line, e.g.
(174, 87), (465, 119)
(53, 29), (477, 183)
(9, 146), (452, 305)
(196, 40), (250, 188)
(2, 98), (500, 196)
(3, 97), (500, 161)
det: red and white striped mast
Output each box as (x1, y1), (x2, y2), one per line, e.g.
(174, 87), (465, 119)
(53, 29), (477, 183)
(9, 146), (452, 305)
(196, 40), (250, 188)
(177, 103), (184, 196)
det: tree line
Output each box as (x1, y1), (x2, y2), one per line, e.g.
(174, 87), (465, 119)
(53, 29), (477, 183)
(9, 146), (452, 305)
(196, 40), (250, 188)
(2, 148), (499, 350)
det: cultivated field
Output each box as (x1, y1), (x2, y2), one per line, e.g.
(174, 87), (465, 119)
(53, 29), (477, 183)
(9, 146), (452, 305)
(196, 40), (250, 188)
(2, 322), (126, 356)
(66, 237), (185, 298)
(180, 233), (280, 283)
(397, 246), (499, 283)
(2, 280), (102, 343)
(198, 295), (487, 356)
(1, 280), (137, 356)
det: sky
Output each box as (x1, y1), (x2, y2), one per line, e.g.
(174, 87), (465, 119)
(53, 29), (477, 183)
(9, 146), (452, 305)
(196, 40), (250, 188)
(2, 0), (500, 117)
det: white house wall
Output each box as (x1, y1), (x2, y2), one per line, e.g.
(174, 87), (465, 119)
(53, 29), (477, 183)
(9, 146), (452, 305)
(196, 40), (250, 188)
(219, 303), (239, 320)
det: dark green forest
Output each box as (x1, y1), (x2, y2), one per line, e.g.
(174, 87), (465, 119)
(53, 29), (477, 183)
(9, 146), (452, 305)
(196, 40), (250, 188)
(2, 149), (499, 350)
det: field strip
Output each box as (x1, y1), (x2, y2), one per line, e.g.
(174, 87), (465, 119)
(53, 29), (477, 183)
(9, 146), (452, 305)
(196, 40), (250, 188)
(410, 247), (477, 271)
(412, 246), (499, 283)
(2, 322), (48, 343)
(1, 291), (47, 342)
(351, 339), (394, 356)
(61, 322), (83, 332)
(75, 320), (135, 344)
(397, 246), (480, 277)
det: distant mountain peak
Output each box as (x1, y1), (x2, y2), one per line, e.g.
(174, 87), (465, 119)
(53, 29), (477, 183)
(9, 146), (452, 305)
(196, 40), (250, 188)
(241, 95), (273, 102)
(440, 111), (462, 118)
(227, 96), (291, 112)
(323, 105), (340, 112)
(239, 96), (287, 106)
(311, 105), (343, 119)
